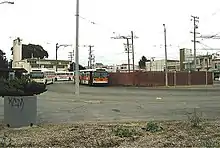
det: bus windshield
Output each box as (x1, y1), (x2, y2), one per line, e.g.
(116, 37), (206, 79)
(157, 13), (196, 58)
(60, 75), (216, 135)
(30, 72), (44, 79)
(93, 72), (108, 78)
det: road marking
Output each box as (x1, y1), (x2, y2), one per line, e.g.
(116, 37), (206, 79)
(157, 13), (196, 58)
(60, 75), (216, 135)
(84, 100), (102, 104)
(156, 97), (162, 100)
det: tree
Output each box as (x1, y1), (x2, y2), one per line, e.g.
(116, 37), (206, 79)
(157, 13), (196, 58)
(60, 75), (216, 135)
(11, 44), (49, 60)
(68, 62), (86, 71)
(0, 49), (8, 69)
(138, 56), (149, 69)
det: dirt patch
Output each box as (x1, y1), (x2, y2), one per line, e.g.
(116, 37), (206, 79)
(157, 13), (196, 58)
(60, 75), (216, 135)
(0, 120), (220, 147)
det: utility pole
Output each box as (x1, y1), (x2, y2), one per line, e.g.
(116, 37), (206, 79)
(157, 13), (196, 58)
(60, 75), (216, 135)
(68, 51), (74, 62)
(75, 0), (80, 96)
(163, 24), (168, 87)
(88, 45), (94, 69)
(56, 43), (58, 72)
(191, 15), (199, 71)
(131, 31), (135, 72)
(126, 38), (130, 73)
(111, 33), (138, 73)
(149, 57), (155, 71)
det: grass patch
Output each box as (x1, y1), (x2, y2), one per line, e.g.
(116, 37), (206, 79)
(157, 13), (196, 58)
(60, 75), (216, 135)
(112, 125), (138, 138)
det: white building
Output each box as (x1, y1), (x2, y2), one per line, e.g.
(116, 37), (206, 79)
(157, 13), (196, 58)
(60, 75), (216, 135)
(146, 59), (180, 71)
(12, 37), (71, 73)
(115, 64), (139, 72)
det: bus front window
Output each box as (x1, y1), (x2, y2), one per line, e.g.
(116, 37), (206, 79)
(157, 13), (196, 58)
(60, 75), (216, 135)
(93, 72), (108, 78)
(30, 72), (44, 79)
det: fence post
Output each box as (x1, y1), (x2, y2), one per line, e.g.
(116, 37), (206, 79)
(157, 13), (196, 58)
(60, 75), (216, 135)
(188, 71), (191, 85)
(174, 71), (176, 86)
(205, 71), (208, 85)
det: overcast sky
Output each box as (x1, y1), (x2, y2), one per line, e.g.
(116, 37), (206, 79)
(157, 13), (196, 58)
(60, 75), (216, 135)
(0, 0), (220, 66)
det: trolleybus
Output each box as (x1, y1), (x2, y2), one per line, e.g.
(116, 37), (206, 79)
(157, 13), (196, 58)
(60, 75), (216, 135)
(29, 68), (55, 85)
(79, 68), (109, 86)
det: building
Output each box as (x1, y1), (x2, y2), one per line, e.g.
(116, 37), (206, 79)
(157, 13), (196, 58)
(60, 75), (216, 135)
(12, 38), (71, 73)
(146, 59), (180, 71)
(211, 57), (220, 79)
(180, 48), (214, 72)
(180, 48), (193, 71)
(115, 64), (139, 72)
(13, 58), (71, 73)
(195, 54), (212, 71)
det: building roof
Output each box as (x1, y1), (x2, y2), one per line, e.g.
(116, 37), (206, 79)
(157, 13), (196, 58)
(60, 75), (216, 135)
(212, 58), (220, 61)
(26, 58), (71, 63)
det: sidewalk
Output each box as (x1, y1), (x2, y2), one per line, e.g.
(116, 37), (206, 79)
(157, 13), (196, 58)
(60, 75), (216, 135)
(146, 84), (220, 91)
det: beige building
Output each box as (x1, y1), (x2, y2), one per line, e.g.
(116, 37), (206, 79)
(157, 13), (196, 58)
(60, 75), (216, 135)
(195, 55), (212, 71)
(12, 37), (71, 73)
(13, 58), (71, 73)
(146, 59), (180, 71)
(179, 48), (193, 71)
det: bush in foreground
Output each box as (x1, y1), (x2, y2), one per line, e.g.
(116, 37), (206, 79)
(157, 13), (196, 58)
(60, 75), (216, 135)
(0, 76), (47, 97)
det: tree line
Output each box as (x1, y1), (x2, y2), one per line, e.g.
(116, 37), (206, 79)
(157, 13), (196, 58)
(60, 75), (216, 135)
(138, 56), (149, 69)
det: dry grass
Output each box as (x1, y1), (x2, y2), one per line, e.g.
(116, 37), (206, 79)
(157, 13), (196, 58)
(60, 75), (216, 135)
(0, 120), (220, 147)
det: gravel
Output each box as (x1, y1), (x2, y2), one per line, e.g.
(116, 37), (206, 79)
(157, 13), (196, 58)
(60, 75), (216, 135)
(0, 120), (220, 147)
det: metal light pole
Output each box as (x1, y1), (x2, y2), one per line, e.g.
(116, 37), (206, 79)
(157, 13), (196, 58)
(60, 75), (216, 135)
(163, 24), (168, 87)
(55, 43), (72, 72)
(75, 0), (80, 96)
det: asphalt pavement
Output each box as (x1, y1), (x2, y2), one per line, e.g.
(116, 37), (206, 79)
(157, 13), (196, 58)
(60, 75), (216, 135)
(0, 82), (220, 124)
(38, 82), (220, 123)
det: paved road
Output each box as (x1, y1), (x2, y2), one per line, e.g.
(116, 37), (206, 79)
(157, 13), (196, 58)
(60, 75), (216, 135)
(0, 82), (220, 123)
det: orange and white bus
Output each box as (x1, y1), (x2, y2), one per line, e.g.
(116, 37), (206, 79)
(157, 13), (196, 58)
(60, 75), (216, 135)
(79, 68), (109, 86)
(29, 68), (55, 85)
(55, 71), (74, 81)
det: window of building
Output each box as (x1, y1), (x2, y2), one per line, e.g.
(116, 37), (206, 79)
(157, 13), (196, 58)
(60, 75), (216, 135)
(29, 61), (36, 64)
(199, 59), (203, 65)
(205, 59), (208, 65)
(31, 64), (39, 68)
(44, 65), (54, 68)
(215, 63), (218, 69)
(57, 65), (65, 68)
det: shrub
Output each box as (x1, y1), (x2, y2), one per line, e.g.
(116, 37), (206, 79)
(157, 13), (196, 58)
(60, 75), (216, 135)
(0, 76), (47, 97)
(142, 121), (163, 133)
(112, 126), (137, 138)
(186, 108), (202, 128)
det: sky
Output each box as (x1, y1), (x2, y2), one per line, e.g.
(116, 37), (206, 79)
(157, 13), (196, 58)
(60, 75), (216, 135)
(0, 0), (220, 66)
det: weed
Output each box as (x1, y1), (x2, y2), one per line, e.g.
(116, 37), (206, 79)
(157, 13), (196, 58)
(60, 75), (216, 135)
(186, 108), (203, 128)
(202, 139), (220, 147)
(142, 121), (163, 133)
(112, 126), (137, 138)
(0, 133), (14, 148)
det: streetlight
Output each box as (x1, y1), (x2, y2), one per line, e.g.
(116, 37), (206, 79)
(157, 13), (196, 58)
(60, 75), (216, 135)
(163, 24), (168, 87)
(75, 0), (80, 96)
(0, 1), (14, 5)
(55, 43), (72, 72)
